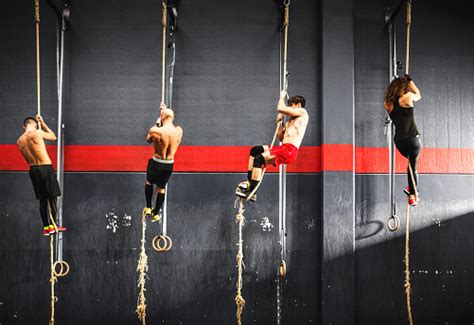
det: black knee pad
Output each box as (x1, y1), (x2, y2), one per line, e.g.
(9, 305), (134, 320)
(253, 154), (265, 168)
(250, 146), (264, 157)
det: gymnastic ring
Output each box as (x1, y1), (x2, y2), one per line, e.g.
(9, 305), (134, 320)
(387, 215), (400, 232)
(53, 260), (70, 277)
(152, 235), (172, 252)
(152, 235), (173, 252)
(279, 260), (287, 277)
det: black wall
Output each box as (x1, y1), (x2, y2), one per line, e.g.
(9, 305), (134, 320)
(1, 0), (473, 324)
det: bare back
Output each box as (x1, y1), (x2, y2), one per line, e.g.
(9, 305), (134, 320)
(17, 130), (52, 166)
(148, 123), (183, 160)
(283, 112), (309, 148)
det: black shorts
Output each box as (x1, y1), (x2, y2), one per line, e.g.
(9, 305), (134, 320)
(146, 159), (174, 188)
(29, 165), (62, 199)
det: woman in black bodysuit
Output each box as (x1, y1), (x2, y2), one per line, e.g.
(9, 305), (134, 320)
(383, 75), (422, 206)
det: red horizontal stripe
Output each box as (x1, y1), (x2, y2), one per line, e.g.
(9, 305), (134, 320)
(321, 144), (353, 171)
(0, 144), (320, 173)
(355, 147), (474, 174)
(0, 144), (472, 174)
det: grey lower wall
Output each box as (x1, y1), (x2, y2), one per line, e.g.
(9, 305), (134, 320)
(355, 174), (474, 324)
(0, 173), (321, 324)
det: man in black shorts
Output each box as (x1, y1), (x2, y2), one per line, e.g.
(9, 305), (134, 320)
(144, 103), (183, 221)
(17, 115), (67, 236)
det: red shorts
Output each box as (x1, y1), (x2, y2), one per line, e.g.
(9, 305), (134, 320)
(269, 143), (299, 165)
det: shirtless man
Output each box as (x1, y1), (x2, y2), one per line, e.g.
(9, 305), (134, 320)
(144, 103), (183, 221)
(236, 90), (309, 201)
(17, 115), (67, 236)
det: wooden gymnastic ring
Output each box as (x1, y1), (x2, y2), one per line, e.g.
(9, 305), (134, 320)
(279, 260), (287, 277)
(53, 260), (70, 277)
(152, 235), (172, 252)
(387, 215), (400, 232)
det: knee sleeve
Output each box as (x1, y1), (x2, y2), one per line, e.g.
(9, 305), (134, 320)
(250, 146), (264, 157)
(253, 154), (265, 168)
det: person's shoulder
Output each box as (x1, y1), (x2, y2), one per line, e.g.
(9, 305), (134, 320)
(300, 107), (309, 117)
(16, 134), (24, 146)
(26, 130), (42, 140)
(149, 125), (160, 133)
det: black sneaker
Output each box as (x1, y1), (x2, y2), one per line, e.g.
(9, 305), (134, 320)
(151, 209), (162, 223)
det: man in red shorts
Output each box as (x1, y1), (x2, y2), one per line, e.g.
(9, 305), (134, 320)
(236, 90), (309, 201)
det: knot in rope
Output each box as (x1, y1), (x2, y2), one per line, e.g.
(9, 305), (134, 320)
(162, 1), (167, 27)
(136, 215), (149, 324)
(235, 294), (246, 325)
(283, 4), (289, 28)
(35, 0), (40, 22)
(406, 0), (412, 25)
(235, 198), (246, 324)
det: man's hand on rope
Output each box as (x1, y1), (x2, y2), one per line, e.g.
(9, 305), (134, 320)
(160, 102), (167, 110)
(277, 113), (284, 122)
(36, 114), (44, 124)
(280, 89), (288, 99)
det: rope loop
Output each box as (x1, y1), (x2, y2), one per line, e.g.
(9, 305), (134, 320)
(53, 260), (70, 277)
(152, 235), (173, 252)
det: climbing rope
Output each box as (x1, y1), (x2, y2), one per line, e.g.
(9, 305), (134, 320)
(49, 235), (56, 325)
(47, 200), (68, 324)
(405, 0), (412, 75)
(404, 202), (413, 325)
(35, 0), (41, 117)
(404, 2), (415, 318)
(247, 2), (290, 201)
(161, 0), (167, 104)
(282, 2), (289, 91)
(136, 211), (149, 325)
(235, 198), (246, 325)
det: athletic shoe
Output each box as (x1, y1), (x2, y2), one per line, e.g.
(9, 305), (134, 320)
(56, 226), (67, 233)
(408, 195), (420, 207)
(404, 186), (420, 197)
(43, 227), (50, 236)
(143, 207), (153, 218)
(235, 186), (257, 202)
(48, 225), (56, 235)
(403, 186), (410, 196)
(235, 186), (247, 198)
(238, 180), (250, 190)
(151, 209), (162, 223)
(47, 225), (67, 235)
